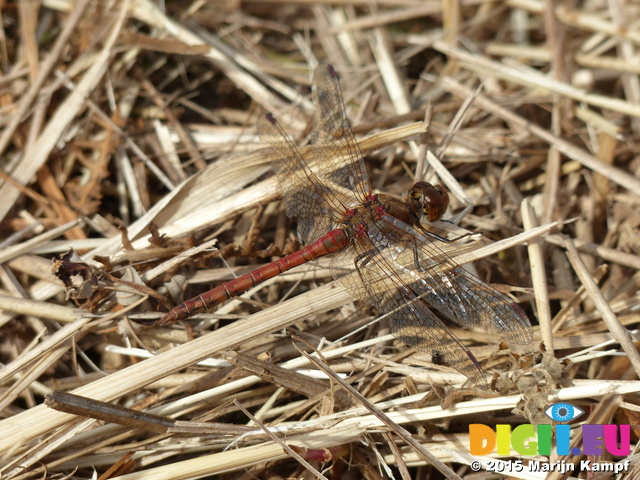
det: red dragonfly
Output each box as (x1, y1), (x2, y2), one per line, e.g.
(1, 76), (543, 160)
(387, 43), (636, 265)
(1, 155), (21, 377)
(152, 64), (532, 385)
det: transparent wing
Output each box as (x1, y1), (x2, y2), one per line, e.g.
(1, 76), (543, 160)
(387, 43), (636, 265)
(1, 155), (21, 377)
(413, 264), (533, 344)
(333, 223), (486, 385)
(256, 64), (373, 244)
(310, 64), (372, 203)
(373, 215), (532, 344)
(257, 115), (339, 245)
(334, 214), (532, 384)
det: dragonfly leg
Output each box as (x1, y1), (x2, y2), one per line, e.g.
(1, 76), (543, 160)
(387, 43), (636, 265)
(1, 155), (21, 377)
(353, 247), (378, 271)
(415, 222), (477, 244)
(412, 242), (424, 272)
(414, 222), (451, 243)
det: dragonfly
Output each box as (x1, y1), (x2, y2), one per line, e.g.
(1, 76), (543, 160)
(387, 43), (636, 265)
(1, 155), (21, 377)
(151, 64), (533, 385)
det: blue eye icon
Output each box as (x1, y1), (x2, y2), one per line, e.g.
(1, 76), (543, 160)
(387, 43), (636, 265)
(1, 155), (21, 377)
(544, 403), (585, 422)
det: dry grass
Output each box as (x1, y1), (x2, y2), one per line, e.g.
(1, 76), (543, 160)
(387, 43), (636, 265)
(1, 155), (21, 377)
(1, 0), (640, 479)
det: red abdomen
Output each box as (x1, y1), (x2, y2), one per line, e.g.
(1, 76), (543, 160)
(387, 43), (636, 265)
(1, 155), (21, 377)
(157, 229), (350, 326)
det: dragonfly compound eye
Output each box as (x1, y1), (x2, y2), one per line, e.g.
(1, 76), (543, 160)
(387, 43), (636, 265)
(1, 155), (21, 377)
(410, 182), (450, 222)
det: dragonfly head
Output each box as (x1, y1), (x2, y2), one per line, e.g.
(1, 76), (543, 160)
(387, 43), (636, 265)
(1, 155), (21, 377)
(409, 182), (449, 222)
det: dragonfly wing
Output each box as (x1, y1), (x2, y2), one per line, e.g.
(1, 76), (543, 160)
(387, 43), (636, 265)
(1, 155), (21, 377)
(310, 64), (372, 201)
(258, 64), (374, 243)
(257, 115), (336, 245)
(378, 214), (533, 345)
(334, 222), (487, 385)
(425, 267), (533, 344)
